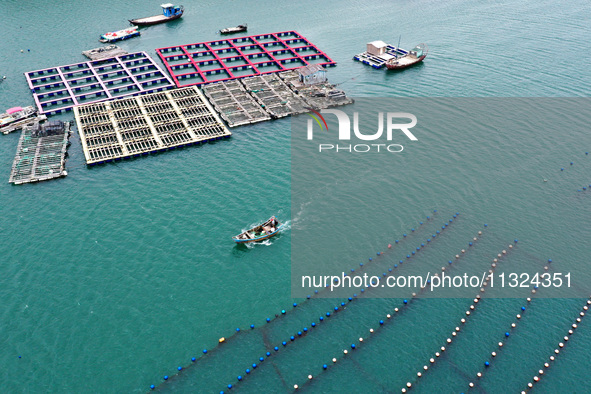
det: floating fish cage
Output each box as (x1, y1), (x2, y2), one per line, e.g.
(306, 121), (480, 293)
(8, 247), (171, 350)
(9, 121), (71, 184)
(202, 81), (271, 127)
(74, 86), (231, 165)
(156, 31), (336, 88)
(24, 52), (174, 115)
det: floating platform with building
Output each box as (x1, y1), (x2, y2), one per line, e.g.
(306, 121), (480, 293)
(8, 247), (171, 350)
(24, 52), (174, 115)
(155, 31), (336, 88)
(0, 106), (40, 134)
(353, 40), (408, 69)
(74, 86), (230, 165)
(82, 46), (128, 61)
(9, 120), (71, 185)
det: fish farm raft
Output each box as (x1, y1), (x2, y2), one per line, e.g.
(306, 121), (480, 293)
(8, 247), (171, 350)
(155, 31), (336, 87)
(74, 86), (231, 165)
(9, 121), (71, 184)
(24, 52), (174, 115)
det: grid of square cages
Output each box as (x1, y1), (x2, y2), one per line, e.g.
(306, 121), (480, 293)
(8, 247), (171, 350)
(75, 86), (230, 164)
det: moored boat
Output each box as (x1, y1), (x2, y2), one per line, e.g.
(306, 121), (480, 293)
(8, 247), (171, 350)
(220, 24), (247, 35)
(0, 106), (37, 133)
(129, 4), (184, 26)
(233, 216), (283, 243)
(385, 43), (428, 70)
(99, 27), (140, 43)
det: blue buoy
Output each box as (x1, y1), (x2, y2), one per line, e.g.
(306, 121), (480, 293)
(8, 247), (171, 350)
(354, 293), (358, 297)
(485, 361), (490, 367)
(290, 336), (295, 341)
(320, 316), (324, 321)
(448, 260), (453, 264)
(266, 352), (271, 356)
(348, 297), (353, 301)
(505, 332), (510, 337)
(326, 312), (331, 317)
(469, 242), (473, 246)
(561, 168), (564, 171)
(282, 309), (286, 314)
(178, 366), (182, 371)
(274, 346), (279, 351)
(238, 376), (242, 381)
(434, 209), (437, 213)
(407, 255), (411, 258)
(203, 349), (208, 354)
(361, 288), (365, 293)
(388, 268), (392, 272)
(521, 306), (526, 311)
(404, 299), (408, 304)
(449, 219), (453, 223)
(252, 363), (257, 369)
(586, 152), (589, 155)
(400, 260), (403, 264)
(260, 357), (264, 361)
(427, 238), (431, 242)
(150, 385), (155, 390)
(416, 247), (420, 251)
(377, 252), (381, 256)
(395, 264), (398, 268)
(236, 328), (240, 332)
(266, 318), (271, 322)
(341, 302), (346, 306)
(548, 259), (552, 263)
(312, 322), (316, 327)
(395, 240), (399, 243)
(282, 341), (287, 346)
(323, 364), (328, 369)
(250, 324), (255, 329)
(369, 258), (373, 261)
(379, 320), (384, 325)
(411, 228), (415, 232)
(420, 221), (424, 225)
(421, 243), (425, 247)
(334, 307), (339, 311)
(571, 162), (574, 165)
(427, 216), (431, 219)
(360, 263), (364, 267)
(191, 357), (196, 362)
(403, 234), (407, 237)
(484, 224), (488, 227)
(246, 368), (251, 374)
(164, 376), (168, 380)
(514, 239), (518, 243)
(382, 273), (387, 277)
(298, 331), (302, 336)
(436, 230), (440, 234)
(228, 384), (232, 389)
(314, 290), (318, 294)
(351, 344), (356, 349)
(412, 251), (415, 255)
(303, 328), (308, 332)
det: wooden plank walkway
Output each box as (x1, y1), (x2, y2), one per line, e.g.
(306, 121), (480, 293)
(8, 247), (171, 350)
(74, 86), (231, 165)
(9, 121), (71, 184)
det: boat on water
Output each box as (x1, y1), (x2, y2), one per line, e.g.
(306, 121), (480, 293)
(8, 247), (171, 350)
(233, 216), (283, 243)
(99, 27), (140, 43)
(385, 43), (428, 70)
(0, 106), (37, 133)
(129, 4), (184, 26)
(220, 24), (247, 35)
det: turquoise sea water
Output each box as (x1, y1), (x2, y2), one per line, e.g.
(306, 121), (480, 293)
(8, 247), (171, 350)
(1, 0), (590, 393)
